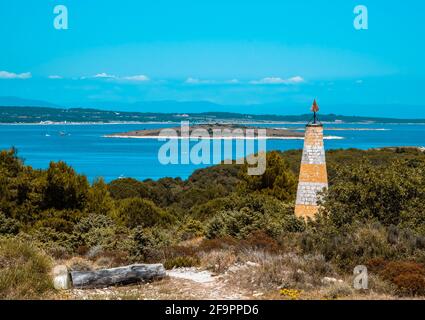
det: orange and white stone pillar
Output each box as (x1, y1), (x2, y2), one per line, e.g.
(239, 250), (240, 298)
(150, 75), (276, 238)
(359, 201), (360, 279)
(294, 101), (328, 219)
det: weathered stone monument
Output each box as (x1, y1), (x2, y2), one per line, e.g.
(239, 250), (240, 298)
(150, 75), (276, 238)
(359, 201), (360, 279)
(294, 100), (328, 219)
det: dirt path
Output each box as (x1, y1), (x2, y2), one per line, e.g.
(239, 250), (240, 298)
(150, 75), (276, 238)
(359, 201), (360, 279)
(57, 267), (251, 300)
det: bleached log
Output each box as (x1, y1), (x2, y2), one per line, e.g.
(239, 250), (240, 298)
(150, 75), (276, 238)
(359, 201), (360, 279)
(70, 263), (166, 289)
(52, 265), (72, 290)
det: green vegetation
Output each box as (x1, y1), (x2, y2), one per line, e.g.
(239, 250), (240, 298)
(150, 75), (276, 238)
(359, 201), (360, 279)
(1, 146), (425, 298)
(1, 106), (425, 124)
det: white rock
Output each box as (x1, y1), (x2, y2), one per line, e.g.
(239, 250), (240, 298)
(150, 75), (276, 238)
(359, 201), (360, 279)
(321, 277), (339, 286)
(52, 265), (72, 290)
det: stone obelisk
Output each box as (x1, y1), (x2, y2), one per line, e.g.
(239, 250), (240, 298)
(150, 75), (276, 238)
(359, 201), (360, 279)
(294, 99), (328, 219)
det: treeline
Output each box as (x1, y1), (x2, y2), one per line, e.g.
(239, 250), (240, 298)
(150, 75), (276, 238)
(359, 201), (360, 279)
(2, 106), (425, 123)
(2, 147), (425, 296)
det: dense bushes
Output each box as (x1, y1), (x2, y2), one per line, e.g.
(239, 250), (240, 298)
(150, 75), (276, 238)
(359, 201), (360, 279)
(205, 193), (303, 239)
(44, 161), (89, 210)
(320, 158), (425, 230)
(2, 147), (425, 298)
(238, 151), (297, 201)
(117, 198), (171, 228)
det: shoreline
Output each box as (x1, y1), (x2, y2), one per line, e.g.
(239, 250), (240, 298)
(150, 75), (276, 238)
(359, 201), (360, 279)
(103, 135), (345, 140)
(1, 121), (425, 126)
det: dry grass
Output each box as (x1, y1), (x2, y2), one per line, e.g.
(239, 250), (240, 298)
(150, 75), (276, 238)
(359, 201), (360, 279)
(199, 249), (237, 273)
(322, 282), (353, 299)
(0, 238), (53, 299)
(66, 256), (95, 271)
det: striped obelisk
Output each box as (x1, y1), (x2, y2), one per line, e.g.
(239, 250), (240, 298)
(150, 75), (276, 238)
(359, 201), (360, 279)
(294, 100), (328, 219)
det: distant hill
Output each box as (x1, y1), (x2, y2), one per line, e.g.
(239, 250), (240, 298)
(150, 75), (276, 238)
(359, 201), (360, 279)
(0, 96), (60, 108)
(0, 106), (425, 124)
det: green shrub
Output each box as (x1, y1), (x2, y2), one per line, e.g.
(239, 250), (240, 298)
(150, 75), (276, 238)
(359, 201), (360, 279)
(238, 151), (297, 201)
(108, 178), (149, 200)
(0, 213), (21, 235)
(131, 226), (173, 261)
(85, 178), (115, 216)
(178, 219), (205, 240)
(117, 198), (171, 229)
(72, 213), (133, 253)
(205, 194), (303, 239)
(164, 256), (199, 269)
(321, 159), (425, 228)
(44, 161), (89, 210)
(0, 238), (52, 299)
(301, 222), (392, 270)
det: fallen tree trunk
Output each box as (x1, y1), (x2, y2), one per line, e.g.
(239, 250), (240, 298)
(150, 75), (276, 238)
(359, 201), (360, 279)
(70, 263), (166, 289)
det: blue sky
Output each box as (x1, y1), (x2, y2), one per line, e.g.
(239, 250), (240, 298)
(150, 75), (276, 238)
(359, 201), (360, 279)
(1, 0), (425, 117)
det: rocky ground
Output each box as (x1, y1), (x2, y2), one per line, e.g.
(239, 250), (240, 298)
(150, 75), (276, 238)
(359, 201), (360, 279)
(53, 266), (405, 300)
(56, 267), (249, 300)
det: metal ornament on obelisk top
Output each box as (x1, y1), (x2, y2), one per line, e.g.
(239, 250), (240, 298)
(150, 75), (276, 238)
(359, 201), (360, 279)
(294, 99), (329, 219)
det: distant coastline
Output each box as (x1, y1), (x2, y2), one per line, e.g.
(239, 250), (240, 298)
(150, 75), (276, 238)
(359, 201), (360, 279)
(2, 106), (425, 125)
(1, 121), (425, 126)
(103, 123), (345, 140)
(103, 134), (344, 140)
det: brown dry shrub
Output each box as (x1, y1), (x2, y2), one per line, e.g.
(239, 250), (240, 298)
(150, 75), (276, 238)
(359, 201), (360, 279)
(238, 231), (280, 253)
(76, 245), (89, 256)
(197, 237), (237, 252)
(380, 261), (425, 296)
(323, 282), (353, 299)
(99, 250), (130, 266)
(199, 250), (237, 273)
(237, 253), (290, 291)
(367, 274), (396, 295)
(162, 245), (198, 259)
(381, 261), (424, 282)
(67, 257), (94, 271)
(366, 257), (388, 273)
(392, 273), (425, 296)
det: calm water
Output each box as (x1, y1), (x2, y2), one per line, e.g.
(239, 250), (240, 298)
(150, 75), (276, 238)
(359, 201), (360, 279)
(1, 123), (424, 182)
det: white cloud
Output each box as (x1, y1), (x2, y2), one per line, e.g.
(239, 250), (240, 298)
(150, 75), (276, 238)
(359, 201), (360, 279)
(122, 75), (150, 81)
(250, 77), (284, 84)
(91, 73), (150, 82)
(0, 71), (32, 79)
(286, 76), (305, 84)
(93, 72), (116, 79)
(250, 76), (305, 85)
(185, 77), (205, 84)
(185, 77), (239, 84)
(48, 75), (62, 79)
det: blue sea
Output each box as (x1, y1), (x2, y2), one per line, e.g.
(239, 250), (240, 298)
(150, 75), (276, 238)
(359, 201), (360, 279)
(1, 123), (424, 182)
